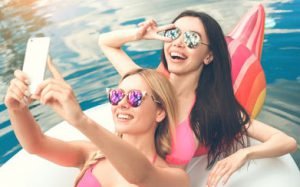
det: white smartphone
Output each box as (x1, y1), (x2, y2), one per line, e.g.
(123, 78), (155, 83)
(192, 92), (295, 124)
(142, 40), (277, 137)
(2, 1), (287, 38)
(22, 37), (50, 94)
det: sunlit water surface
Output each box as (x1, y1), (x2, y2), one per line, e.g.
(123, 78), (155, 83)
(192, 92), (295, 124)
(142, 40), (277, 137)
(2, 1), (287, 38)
(0, 0), (299, 167)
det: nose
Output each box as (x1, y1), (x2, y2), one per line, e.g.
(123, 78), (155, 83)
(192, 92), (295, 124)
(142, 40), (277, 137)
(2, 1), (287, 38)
(118, 96), (130, 109)
(172, 34), (185, 48)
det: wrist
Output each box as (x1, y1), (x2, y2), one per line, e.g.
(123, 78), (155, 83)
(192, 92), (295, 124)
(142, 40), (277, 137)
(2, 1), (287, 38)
(72, 112), (89, 128)
(131, 28), (142, 41)
(8, 106), (28, 113)
(242, 147), (252, 161)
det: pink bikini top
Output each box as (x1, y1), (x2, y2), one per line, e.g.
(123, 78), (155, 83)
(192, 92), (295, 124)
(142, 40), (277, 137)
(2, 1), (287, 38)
(165, 95), (208, 165)
(77, 165), (102, 187)
(77, 154), (157, 187)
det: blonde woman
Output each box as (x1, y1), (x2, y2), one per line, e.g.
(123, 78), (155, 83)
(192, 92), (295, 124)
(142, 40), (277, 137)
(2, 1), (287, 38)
(4, 59), (190, 187)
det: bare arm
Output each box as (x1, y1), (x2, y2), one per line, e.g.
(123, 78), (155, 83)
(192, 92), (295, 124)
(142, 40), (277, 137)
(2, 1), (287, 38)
(74, 115), (189, 187)
(36, 59), (189, 187)
(98, 20), (174, 76)
(4, 70), (94, 168)
(98, 29), (141, 76)
(207, 119), (297, 187)
(245, 119), (297, 158)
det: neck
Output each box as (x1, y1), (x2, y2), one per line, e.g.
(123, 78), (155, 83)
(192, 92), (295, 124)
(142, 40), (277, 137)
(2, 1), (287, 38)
(169, 66), (202, 97)
(122, 131), (157, 161)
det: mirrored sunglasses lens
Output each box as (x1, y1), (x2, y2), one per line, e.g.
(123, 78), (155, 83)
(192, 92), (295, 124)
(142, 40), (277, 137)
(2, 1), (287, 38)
(164, 28), (180, 40)
(128, 90), (143, 107)
(109, 89), (124, 105)
(184, 31), (200, 48)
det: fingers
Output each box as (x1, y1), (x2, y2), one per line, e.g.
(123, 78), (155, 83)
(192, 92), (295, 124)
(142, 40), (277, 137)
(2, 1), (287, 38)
(6, 88), (27, 105)
(10, 78), (30, 97)
(35, 78), (66, 99)
(221, 170), (234, 185)
(14, 69), (30, 85)
(207, 161), (238, 187)
(137, 20), (174, 42)
(154, 34), (173, 42)
(207, 162), (223, 187)
(138, 19), (157, 28)
(213, 167), (229, 186)
(5, 70), (35, 108)
(6, 79), (29, 106)
(39, 79), (64, 104)
(157, 23), (176, 32)
(47, 57), (64, 80)
(42, 88), (63, 105)
(35, 78), (73, 105)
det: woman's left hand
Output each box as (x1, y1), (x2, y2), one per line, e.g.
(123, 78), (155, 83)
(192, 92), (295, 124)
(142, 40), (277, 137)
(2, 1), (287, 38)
(206, 149), (249, 187)
(33, 58), (84, 125)
(136, 19), (175, 42)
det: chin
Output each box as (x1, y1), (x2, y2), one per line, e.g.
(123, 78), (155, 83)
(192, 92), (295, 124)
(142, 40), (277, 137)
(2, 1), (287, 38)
(167, 64), (187, 75)
(115, 125), (129, 134)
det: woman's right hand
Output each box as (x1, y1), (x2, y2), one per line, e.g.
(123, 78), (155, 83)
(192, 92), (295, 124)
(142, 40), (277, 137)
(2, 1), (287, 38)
(4, 70), (32, 110)
(136, 19), (175, 42)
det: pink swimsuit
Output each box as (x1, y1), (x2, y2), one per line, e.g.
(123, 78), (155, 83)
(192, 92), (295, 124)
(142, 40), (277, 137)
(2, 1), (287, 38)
(77, 155), (157, 187)
(77, 165), (102, 187)
(157, 65), (208, 165)
(165, 95), (208, 165)
(166, 116), (197, 165)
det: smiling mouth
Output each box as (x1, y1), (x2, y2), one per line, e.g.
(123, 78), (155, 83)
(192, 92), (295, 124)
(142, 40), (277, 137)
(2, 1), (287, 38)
(117, 113), (133, 120)
(170, 52), (187, 60)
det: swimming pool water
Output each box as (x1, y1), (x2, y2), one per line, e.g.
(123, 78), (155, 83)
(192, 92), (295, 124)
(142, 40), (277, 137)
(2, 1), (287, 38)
(0, 0), (299, 167)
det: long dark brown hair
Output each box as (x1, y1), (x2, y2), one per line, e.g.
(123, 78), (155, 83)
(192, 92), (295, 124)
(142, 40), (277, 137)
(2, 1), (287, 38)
(161, 10), (250, 168)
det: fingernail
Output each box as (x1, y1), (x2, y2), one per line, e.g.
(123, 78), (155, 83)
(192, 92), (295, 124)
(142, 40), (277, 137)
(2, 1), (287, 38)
(24, 90), (31, 97)
(31, 94), (39, 100)
(22, 97), (28, 105)
(25, 79), (31, 85)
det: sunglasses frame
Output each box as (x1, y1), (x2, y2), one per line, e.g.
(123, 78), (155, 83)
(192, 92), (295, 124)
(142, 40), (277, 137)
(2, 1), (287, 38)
(164, 27), (209, 48)
(106, 88), (161, 107)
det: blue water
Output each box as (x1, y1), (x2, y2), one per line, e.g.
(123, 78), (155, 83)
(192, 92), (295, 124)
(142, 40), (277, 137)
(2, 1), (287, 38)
(0, 0), (299, 167)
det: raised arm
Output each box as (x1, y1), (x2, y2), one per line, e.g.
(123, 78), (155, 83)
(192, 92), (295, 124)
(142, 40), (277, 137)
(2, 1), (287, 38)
(98, 20), (174, 76)
(4, 69), (94, 168)
(37, 59), (189, 187)
(207, 119), (297, 187)
(73, 115), (189, 187)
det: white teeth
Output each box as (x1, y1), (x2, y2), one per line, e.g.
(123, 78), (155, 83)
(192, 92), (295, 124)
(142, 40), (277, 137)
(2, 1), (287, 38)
(170, 52), (187, 59)
(117, 114), (133, 120)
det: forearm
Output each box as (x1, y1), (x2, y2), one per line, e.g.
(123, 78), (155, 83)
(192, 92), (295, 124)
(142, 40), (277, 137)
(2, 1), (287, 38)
(245, 133), (297, 160)
(8, 108), (44, 153)
(75, 114), (153, 184)
(98, 29), (138, 49)
(98, 29), (141, 76)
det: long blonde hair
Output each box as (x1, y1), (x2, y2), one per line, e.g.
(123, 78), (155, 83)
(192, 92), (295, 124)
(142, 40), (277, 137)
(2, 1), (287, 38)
(74, 68), (177, 186)
(121, 68), (177, 158)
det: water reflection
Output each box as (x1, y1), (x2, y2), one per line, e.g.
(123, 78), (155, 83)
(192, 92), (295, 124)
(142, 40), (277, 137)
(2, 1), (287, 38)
(0, 0), (299, 167)
(257, 79), (300, 166)
(0, 0), (50, 84)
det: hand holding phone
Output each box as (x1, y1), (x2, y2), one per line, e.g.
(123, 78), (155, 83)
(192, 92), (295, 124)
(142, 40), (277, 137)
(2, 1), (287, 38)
(22, 37), (50, 94)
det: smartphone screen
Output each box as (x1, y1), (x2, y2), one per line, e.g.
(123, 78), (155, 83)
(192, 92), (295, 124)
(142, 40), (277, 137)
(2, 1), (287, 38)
(22, 37), (50, 94)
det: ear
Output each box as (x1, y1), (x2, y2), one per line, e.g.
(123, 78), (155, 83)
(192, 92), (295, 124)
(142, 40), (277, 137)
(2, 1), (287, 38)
(204, 52), (214, 65)
(156, 107), (166, 123)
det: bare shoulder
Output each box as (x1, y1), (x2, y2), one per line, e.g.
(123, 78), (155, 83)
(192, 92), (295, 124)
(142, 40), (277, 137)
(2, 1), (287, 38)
(160, 166), (190, 186)
(148, 159), (190, 187)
